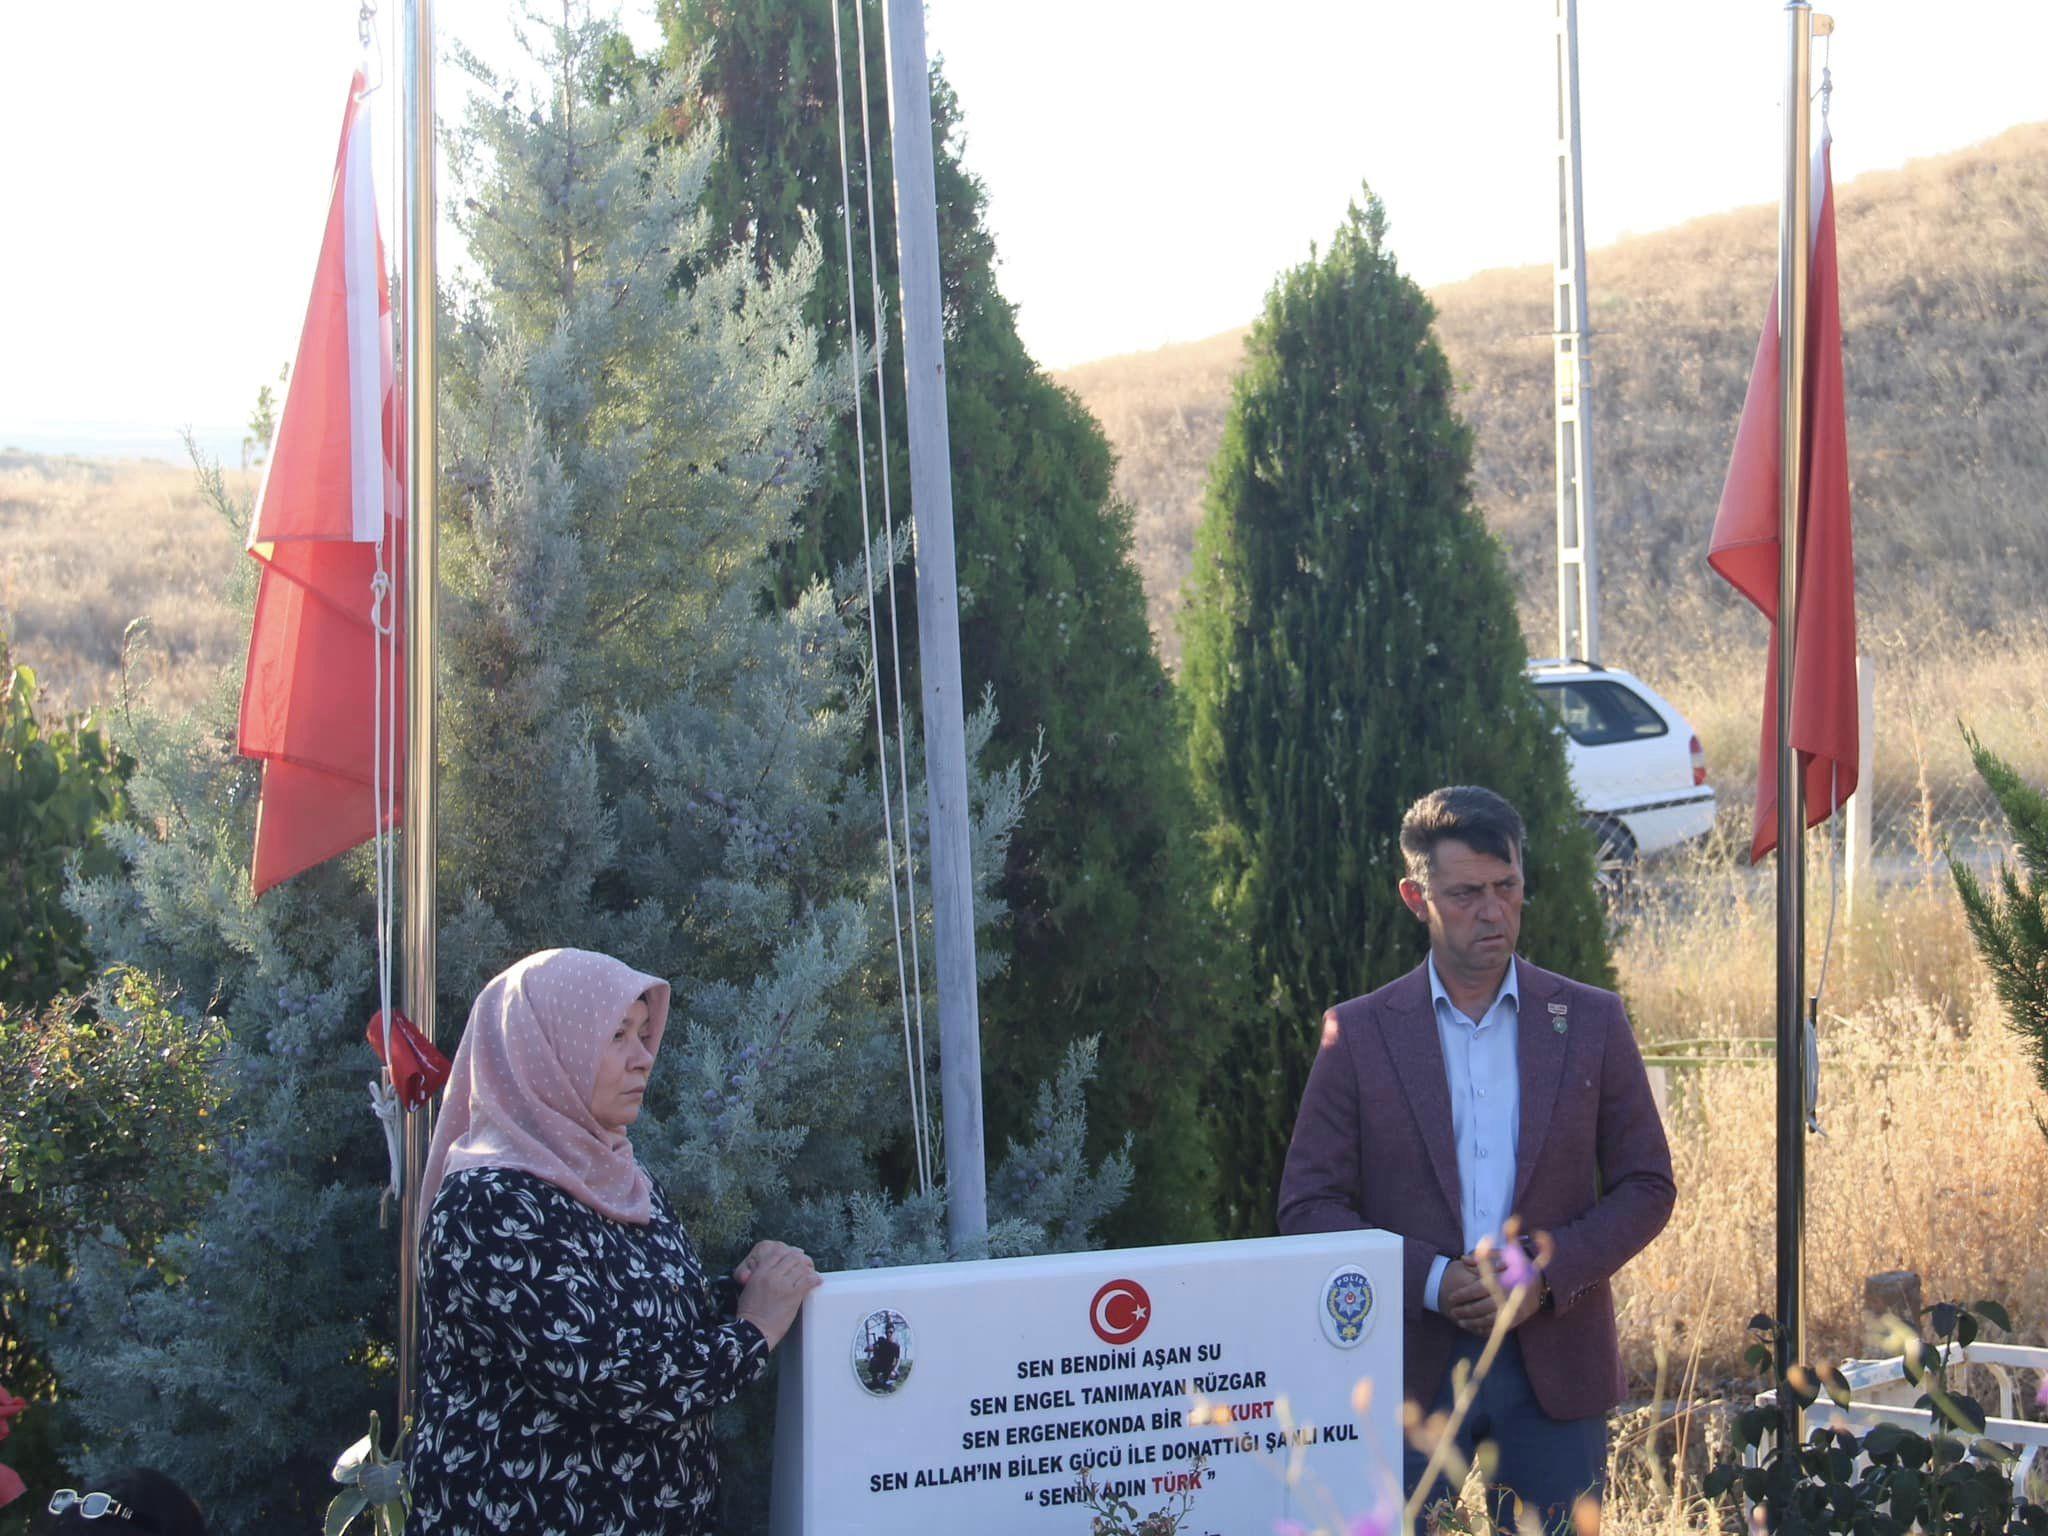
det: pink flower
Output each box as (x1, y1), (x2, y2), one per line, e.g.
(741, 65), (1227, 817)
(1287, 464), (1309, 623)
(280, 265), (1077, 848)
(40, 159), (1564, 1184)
(1274, 1523), (1311, 1536)
(1498, 1238), (1537, 1293)
(2034, 1375), (2048, 1411)
(0, 1387), (21, 1511)
(1349, 1507), (1397, 1536)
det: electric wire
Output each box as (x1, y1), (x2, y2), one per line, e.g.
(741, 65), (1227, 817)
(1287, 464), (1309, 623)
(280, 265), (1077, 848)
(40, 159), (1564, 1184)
(851, 0), (938, 1177)
(829, 0), (932, 1195)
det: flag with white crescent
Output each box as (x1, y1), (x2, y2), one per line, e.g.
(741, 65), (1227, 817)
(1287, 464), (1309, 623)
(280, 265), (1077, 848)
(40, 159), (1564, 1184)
(237, 69), (405, 893)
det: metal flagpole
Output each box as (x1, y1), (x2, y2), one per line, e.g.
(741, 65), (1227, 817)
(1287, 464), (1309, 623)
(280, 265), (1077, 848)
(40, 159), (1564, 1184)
(879, 0), (988, 1250)
(1774, 0), (1814, 1441)
(397, 0), (440, 1430)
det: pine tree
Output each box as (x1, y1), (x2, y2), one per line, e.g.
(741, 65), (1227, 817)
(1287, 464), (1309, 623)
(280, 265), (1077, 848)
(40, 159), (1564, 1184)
(41, 17), (1126, 1533)
(1182, 193), (1611, 1237)
(650, 0), (1240, 1241)
(1953, 733), (2048, 1096)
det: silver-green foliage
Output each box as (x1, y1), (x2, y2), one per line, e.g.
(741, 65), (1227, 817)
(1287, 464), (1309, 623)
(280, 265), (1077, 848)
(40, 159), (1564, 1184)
(44, 15), (1126, 1532)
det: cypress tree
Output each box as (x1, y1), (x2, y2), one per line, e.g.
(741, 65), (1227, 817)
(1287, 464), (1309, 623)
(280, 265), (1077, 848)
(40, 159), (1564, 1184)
(1183, 193), (1611, 1237)
(650, 0), (1239, 1241)
(1952, 733), (2048, 1095)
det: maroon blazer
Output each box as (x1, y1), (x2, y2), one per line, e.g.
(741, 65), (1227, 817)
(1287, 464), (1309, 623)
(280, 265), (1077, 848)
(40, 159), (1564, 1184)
(1276, 956), (1674, 1422)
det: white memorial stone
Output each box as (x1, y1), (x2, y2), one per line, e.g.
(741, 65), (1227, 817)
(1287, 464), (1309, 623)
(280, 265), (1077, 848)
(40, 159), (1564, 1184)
(770, 1230), (1404, 1534)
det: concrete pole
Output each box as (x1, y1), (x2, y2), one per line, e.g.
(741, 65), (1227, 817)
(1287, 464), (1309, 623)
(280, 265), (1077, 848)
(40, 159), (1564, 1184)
(1552, 0), (1602, 664)
(880, 0), (987, 1250)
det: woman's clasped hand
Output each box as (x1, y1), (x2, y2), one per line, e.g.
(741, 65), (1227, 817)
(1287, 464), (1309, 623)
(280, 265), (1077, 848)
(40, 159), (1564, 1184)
(733, 1239), (824, 1348)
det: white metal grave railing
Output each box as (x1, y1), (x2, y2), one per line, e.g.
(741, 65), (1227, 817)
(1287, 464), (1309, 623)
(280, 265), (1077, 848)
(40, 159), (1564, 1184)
(1755, 1343), (2048, 1491)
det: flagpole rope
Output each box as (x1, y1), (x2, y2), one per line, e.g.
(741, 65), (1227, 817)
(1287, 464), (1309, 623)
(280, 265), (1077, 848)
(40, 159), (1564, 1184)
(1806, 51), (1836, 1138)
(361, 0), (405, 1221)
(1804, 761), (1842, 1137)
(851, 0), (938, 1177)
(830, 0), (932, 1195)
(356, 2), (387, 100)
(372, 534), (401, 1211)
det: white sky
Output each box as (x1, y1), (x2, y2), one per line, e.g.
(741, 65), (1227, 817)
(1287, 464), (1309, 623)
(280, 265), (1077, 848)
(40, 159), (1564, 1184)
(4, 2), (2046, 459)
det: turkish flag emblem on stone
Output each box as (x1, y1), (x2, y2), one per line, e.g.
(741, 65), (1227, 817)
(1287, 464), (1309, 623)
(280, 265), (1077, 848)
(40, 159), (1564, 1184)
(1090, 1279), (1152, 1346)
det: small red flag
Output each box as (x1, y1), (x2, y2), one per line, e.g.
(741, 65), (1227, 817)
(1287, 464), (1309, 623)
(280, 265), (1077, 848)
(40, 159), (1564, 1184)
(238, 72), (404, 893)
(366, 1009), (452, 1111)
(1708, 133), (1857, 865)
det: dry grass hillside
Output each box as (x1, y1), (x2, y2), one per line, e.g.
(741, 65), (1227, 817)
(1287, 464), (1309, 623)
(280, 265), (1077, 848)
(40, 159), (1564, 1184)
(1060, 124), (2048, 680)
(1059, 326), (1249, 660)
(0, 451), (251, 718)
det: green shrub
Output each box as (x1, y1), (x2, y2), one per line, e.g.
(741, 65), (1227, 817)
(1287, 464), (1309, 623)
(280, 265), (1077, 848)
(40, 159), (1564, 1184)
(1708, 1301), (2047, 1536)
(1, 970), (226, 1527)
(1, 971), (227, 1270)
(0, 640), (132, 1010)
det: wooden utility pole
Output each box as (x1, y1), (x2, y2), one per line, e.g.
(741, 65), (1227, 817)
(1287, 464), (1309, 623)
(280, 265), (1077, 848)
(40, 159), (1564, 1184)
(880, 0), (987, 1249)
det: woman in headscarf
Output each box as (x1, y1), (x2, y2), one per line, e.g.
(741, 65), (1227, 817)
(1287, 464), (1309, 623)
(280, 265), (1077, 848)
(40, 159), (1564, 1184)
(407, 949), (820, 1535)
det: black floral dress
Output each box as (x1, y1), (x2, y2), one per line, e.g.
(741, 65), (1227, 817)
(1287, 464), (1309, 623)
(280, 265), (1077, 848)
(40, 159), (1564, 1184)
(409, 1166), (769, 1535)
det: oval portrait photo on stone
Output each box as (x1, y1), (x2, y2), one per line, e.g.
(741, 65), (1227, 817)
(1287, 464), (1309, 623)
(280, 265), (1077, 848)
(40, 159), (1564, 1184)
(853, 1307), (914, 1396)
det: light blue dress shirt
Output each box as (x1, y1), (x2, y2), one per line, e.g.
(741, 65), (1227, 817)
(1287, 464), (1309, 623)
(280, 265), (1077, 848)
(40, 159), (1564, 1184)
(1420, 953), (1521, 1313)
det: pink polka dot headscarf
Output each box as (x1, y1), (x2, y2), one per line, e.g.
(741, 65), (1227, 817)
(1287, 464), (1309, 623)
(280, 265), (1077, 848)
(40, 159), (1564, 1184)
(418, 948), (671, 1226)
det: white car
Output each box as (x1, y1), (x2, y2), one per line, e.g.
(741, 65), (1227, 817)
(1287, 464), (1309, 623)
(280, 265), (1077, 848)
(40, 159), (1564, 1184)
(1526, 660), (1716, 879)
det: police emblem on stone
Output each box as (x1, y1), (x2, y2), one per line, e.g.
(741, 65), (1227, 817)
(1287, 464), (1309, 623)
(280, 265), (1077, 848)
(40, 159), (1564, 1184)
(1320, 1266), (1375, 1347)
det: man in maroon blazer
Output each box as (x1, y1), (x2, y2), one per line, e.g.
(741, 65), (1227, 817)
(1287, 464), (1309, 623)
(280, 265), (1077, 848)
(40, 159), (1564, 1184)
(1278, 785), (1674, 1528)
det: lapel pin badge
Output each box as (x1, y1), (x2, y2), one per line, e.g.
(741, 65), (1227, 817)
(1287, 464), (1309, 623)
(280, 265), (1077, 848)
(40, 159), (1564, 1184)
(1548, 1002), (1569, 1034)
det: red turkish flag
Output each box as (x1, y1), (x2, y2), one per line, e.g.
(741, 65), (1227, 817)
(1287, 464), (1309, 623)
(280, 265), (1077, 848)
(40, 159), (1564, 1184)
(1708, 133), (1857, 865)
(237, 71), (404, 893)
